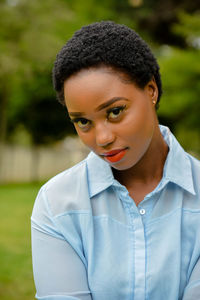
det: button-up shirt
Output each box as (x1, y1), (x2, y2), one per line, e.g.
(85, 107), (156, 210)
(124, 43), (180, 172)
(31, 125), (200, 300)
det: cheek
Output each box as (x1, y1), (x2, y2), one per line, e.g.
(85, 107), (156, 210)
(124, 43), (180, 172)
(121, 106), (155, 141)
(75, 129), (95, 149)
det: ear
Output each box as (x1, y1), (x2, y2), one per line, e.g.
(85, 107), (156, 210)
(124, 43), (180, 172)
(146, 77), (158, 105)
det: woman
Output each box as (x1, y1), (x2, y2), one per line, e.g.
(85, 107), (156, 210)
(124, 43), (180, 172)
(31, 21), (200, 300)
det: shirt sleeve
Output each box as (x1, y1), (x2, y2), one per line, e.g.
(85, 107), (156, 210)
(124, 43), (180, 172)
(182, 257), (200, 300)
(31, 187), (92, 300)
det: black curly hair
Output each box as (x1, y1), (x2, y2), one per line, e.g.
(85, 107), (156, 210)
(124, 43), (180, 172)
(52, 21), (162, 109)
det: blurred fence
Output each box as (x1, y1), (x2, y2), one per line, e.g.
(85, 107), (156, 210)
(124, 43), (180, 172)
(0, 137), (89, 183)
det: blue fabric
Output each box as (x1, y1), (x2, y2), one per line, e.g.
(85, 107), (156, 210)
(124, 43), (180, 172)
(31, 125), (200, 300)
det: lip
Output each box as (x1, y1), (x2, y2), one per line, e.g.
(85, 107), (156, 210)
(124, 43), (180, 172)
(101, 148), (128, 163)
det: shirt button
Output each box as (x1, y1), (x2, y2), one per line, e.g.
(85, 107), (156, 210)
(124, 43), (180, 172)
(139, 208), (146, 215)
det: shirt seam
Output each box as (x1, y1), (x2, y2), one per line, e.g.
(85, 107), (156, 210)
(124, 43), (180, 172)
(42, 187), (88, 268)
(31, 220), (65, 241)
(146, 207), (182, 226)
(182, 208), (200, 213)
(146, 207), (200, 227)
(93, 214), (132, 229)
(54, 210), (92, 219)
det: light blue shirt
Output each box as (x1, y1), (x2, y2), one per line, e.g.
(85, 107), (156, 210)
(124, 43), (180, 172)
(31, 125), (200, 300)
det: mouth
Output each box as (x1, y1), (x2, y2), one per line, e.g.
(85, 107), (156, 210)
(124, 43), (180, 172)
(101, 148), (128, 163)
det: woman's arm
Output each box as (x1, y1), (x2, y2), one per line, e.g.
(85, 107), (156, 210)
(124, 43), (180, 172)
(31, 188), (92, 300)
(182, 257), (200, 300)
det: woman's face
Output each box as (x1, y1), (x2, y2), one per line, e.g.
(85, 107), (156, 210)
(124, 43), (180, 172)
(64, 66), (158, 171)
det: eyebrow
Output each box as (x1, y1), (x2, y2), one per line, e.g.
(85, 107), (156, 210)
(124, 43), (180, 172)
(68, 97), (129, 117)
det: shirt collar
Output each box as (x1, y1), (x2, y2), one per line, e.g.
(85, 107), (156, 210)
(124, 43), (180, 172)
(86, 125), (195, 198)
(86, 151), (114, 197)
(160, 125), (195, 195)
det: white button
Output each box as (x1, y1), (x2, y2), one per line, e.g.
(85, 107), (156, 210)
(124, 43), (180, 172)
(139, 208), (146, 215)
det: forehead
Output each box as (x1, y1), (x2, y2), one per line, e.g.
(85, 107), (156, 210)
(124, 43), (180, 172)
(65, 65), (132, 89)
(63, 66), (135, 110)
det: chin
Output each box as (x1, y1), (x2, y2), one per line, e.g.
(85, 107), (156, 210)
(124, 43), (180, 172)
(110, 161), (137, 171)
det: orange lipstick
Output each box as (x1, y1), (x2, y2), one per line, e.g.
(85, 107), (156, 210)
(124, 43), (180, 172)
(103, 149), (127, 163)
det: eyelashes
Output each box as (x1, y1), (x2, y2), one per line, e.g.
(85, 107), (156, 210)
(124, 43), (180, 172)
(107, 105), (126, 120)
(70, 105), (126, 130)
(70, 117), (91, 129)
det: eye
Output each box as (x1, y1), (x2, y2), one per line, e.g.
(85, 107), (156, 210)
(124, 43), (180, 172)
(71, 118), (91, 130)
(107, 106), (126, 120)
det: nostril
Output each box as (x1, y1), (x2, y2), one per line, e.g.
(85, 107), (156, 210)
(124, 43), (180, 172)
(96, 138), (114, 147)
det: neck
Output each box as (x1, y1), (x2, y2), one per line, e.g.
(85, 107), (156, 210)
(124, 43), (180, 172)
(113, 125), (169, 188)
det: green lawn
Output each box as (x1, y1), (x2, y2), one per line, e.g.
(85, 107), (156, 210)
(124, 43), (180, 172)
(0, 183), (43, 300)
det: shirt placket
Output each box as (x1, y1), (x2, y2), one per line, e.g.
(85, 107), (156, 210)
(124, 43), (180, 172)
(117, 185), (146, 300)
(131, 205), (146, 300)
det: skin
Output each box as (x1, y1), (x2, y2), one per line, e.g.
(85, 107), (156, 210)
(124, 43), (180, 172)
(64, 66), (169, 206)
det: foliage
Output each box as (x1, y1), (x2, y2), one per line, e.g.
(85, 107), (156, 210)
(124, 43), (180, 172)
(8, 71), (76, 145)
(157, 10), (200, 153)
(173, 11), (200, 46)
(122, 0), (200, 46)
(159, 48), (200, 118)
(0, 0), (200, 152)
(0, 0), (77, 145)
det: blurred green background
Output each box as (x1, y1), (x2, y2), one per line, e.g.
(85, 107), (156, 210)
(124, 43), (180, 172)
(0, 183), (41, 300)
(0, 0), (199, 299)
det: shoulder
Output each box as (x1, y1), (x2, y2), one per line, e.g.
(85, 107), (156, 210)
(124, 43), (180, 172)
(43, 158), (87, 193)
(36, 158), (91, 217)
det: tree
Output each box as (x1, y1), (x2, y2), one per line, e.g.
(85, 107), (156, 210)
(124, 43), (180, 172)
(0, 0), (77, 179)
(1, 0), (200, 158)
(158, 11), (200, 154)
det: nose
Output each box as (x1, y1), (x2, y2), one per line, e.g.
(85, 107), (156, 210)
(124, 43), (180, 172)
(95, 122), (115, 147)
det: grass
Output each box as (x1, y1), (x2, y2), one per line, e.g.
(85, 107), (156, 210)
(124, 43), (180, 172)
(0, 182), (43, 300)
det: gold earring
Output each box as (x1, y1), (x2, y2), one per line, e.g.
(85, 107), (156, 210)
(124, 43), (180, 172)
(152, 100), (156, 104)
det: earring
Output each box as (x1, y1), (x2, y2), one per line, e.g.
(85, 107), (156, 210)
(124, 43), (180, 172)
(152, 100), (156, 104)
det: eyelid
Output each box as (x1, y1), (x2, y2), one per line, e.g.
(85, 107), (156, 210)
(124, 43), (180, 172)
(70, 118), (91, 132)
(70, 105), (126, 124)
(106, 105), (126, 118)
(106, 105), (126, 113)
(70, 117), (80, 123)
(70, 117), (88, 124)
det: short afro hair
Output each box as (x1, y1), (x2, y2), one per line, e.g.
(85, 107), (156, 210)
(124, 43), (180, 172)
(53, 21), (162, 109)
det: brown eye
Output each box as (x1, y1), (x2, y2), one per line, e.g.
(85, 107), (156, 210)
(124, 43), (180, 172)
(108, 106), (125, 120)
(77, 119), (90, 129)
